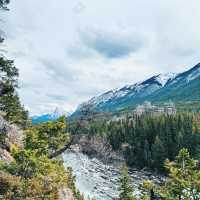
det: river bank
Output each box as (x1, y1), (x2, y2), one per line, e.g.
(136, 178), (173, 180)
(62, 149), (163, 200)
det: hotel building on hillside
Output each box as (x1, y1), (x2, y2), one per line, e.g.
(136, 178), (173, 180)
(133, 101), (176, 116)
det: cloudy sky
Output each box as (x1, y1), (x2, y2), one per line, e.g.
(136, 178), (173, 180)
(1, 0), (200, 115)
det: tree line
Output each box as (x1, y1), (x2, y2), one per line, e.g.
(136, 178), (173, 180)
(69, 113), (200, 172)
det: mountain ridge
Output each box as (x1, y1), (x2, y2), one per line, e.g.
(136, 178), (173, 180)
(72, 63), (200, 117)
(31, 108), (70, 124)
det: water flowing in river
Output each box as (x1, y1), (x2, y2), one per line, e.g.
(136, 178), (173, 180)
(62, 150), (161, 200)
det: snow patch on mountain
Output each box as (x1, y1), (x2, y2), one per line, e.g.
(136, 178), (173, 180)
(168, 63), (200, 86)
(186, 66), (200, 82)
(155, 73), (177, 86)
(75, 73), (176, 113)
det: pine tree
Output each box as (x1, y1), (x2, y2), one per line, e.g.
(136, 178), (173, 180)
(159, 148), (200, 200)
(142, 180), (156, 200)
(118, 165), (136, 200)
(0, 57), (28, 126)
(152, 136), (166, 170)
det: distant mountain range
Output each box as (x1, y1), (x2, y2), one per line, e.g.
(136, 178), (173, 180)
(72, 63), (200, 117)
(31, 108), (69, 124)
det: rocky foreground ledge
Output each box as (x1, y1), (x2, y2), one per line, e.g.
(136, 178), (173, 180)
(0, 115), (76, 200)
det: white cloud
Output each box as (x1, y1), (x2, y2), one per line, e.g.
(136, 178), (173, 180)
(1, 0), (200, 115)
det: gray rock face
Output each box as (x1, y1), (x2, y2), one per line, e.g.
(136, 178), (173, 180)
(0, 148), (14, 163)
(0, 115), (23, 149)
(0, 115), (23, 163)
(71, 135), (124, 164)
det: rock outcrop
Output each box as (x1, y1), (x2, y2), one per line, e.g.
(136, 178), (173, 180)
(0, 148), (14, 163)
(70, 134), (124, 165)
(0, 115), (23, 163)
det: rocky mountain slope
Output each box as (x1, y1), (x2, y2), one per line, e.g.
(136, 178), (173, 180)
(73, 63), (200, 116)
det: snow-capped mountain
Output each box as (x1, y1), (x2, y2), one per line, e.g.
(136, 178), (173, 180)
(80, 72), (176, 110)
(31, 108), (69, 124)
(72, 63), (200, 117)
(149, 63), (200, 103)
(73, 73), (177, 116)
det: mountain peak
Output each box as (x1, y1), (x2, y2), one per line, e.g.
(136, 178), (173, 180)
(31, 107), (70, 124)
(155, 72), (177, 86)
(140, 72), (176, 87)
(52, 107), (66, 117)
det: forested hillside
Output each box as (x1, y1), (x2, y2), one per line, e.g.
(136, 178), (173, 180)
(69, 113), (200, 171)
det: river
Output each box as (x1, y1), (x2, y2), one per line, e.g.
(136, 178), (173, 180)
(62, 150), (162, 200)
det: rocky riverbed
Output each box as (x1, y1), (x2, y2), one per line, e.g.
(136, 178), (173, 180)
(62, 150), (163, 200)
